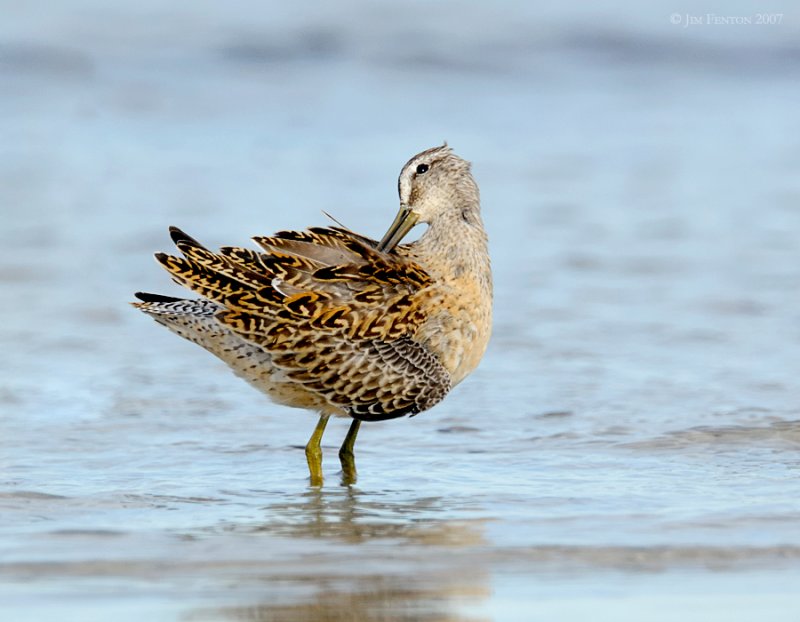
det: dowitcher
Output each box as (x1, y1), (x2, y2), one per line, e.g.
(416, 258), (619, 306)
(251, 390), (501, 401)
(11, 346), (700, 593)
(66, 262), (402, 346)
(133, 145), (492, 485)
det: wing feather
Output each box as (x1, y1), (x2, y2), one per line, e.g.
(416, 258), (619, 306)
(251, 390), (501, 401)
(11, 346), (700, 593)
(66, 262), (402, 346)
(148, 225), (449, 419)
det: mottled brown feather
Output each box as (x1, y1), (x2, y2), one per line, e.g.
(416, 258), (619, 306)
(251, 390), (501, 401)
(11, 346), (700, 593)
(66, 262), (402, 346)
(149, 225), (448, 420)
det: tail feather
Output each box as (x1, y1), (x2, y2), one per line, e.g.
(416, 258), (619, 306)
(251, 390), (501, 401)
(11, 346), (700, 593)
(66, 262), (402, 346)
(134, 291), (182, 303)
(132, 294), (220, 317)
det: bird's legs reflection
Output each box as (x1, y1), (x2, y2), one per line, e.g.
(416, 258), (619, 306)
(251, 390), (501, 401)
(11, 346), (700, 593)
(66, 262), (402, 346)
(197, 486), (489, 620)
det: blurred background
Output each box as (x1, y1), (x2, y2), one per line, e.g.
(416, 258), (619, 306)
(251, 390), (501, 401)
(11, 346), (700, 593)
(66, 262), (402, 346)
(2, 1), (799, 620)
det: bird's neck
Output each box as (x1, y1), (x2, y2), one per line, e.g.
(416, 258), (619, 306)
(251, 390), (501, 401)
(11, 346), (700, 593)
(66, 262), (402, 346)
(413, 204), (492, 295)
(410, 201), (493, 386)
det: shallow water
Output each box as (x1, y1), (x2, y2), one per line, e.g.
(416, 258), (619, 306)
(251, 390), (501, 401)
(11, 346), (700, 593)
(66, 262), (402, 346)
(2, 1), (800, 620)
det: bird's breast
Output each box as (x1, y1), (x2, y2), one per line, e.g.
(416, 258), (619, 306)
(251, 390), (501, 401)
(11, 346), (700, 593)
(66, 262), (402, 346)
(415, 273), (492, 387)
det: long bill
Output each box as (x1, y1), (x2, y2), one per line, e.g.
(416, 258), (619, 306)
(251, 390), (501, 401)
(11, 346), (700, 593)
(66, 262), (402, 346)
(376, 205), (419, 253)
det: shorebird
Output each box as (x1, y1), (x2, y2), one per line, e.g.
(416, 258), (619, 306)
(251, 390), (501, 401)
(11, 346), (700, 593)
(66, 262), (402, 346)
(133, 145), (492, 485)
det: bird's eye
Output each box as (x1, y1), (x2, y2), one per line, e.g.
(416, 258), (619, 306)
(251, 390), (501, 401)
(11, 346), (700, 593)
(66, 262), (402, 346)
(415, 163), (429, 175)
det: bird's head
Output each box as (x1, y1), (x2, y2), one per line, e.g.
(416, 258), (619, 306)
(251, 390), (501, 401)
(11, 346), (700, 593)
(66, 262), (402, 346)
(378, 145), (479, 252)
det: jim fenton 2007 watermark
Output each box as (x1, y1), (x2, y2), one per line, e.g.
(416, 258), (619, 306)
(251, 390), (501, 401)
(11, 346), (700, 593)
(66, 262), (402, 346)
(670, 13), (784, 27)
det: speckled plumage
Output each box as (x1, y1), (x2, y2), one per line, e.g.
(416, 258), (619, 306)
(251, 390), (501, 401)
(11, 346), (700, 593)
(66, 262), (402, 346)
(133, 145), (492, 483)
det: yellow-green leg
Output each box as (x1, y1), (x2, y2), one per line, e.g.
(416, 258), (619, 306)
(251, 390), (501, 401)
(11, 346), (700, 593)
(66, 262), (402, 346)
(305, 415), (329, 486)
(339, 419), (361, 485)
